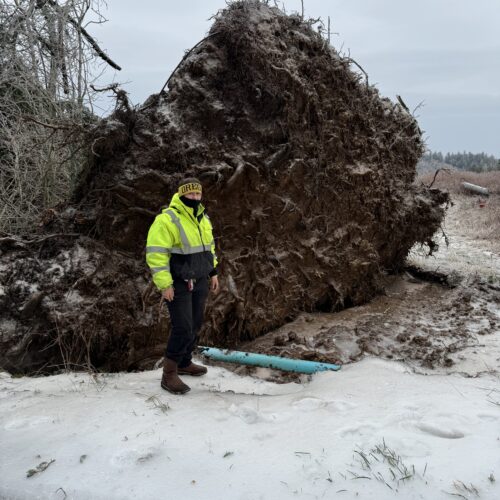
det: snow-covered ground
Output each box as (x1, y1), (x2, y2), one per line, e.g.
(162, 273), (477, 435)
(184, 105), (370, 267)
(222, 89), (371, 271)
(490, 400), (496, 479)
(1, 195), (500, 500)
(1, 359), (499, 500)
(408, 195), (500, 279)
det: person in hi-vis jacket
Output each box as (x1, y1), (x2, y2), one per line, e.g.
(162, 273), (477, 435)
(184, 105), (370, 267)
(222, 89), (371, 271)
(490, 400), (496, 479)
(146, 178), (218, 394)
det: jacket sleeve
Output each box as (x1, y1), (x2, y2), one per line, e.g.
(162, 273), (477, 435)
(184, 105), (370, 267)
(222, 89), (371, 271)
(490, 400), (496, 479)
(211, 238), (218, 270)
(205, 215), (218, 275)
(209, 242), (218, 277)
(146, 215), (175, 290)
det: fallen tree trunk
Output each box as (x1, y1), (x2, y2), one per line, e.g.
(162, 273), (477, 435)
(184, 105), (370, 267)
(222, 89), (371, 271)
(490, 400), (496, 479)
(0, 1), (449, 374)
(461, 182), (489, 196)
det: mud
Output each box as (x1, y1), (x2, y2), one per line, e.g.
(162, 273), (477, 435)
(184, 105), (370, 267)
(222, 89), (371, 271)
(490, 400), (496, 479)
(238, 274), (499, 373)
(217, 195), (500, 382)
(0, 1), (448, 373)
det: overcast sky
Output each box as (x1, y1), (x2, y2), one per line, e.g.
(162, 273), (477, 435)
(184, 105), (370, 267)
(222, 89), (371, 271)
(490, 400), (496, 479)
(93, 0), (499, 156)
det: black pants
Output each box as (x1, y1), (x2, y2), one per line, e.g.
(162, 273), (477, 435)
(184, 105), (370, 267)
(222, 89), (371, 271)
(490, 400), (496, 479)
(165, 278), (209, 367)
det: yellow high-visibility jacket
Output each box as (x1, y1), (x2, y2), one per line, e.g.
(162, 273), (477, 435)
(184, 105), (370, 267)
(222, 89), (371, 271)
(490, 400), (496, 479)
(146, 193), (218, 290)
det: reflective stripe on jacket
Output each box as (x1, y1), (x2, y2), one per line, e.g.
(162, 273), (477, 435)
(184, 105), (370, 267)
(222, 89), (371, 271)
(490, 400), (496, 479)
(145, 193), (218, 290)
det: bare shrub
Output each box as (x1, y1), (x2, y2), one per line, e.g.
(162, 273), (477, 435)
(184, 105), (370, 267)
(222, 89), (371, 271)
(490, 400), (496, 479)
(0, 0), (118, 235)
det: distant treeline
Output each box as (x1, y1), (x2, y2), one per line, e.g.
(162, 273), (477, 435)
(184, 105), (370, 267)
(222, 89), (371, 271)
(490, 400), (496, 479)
(420, 151), (500, 172)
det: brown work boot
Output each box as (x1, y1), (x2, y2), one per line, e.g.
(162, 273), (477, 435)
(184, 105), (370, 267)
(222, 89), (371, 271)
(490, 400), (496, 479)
(161, 358), (190, 394)
(178, 362), (207, 377)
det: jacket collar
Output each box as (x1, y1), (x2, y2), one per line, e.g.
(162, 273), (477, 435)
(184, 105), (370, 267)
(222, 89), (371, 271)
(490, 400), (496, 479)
(167, 192), (205, 221)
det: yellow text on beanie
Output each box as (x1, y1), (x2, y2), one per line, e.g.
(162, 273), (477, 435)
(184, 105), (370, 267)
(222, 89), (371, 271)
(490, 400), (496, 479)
(178, 181), (202, 196)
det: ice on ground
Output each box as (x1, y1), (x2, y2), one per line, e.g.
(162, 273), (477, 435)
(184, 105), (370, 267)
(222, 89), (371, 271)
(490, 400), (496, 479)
(1, 358), (499, 500)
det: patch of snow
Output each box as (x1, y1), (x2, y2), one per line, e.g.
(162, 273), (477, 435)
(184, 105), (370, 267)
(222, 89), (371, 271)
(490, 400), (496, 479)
(44, 263), (64, 275)
(0, 318), (17, 334)
(64, 290), (84, 306)
(44, 263), (65, 284)
(408, 231), (500, 279)
(1, 358), (499, 500)
(157, 104), (181, 128)
(12, 280), (39, 294)
(202, 57), (221, 72)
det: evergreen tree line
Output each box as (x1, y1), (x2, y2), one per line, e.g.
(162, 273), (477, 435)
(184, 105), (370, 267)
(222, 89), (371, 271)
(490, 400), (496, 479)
(421, 151), (500, 172)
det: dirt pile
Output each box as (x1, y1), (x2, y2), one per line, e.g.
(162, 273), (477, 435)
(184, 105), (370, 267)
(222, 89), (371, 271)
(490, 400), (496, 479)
(0, 1), (448, 373)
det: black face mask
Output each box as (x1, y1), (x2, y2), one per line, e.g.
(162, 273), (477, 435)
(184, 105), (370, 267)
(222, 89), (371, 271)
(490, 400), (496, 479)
(180, 195), (201, 216)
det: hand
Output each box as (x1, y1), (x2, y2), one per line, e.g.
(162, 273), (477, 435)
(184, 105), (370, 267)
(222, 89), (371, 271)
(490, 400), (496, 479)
(162, 286), (174, 302)
(210, 275), (219, 294)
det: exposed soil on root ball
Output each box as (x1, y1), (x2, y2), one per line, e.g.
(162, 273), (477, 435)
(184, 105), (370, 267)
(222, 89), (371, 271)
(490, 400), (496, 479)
(0, 1), (447, 374)
(223, 199), (500, 381)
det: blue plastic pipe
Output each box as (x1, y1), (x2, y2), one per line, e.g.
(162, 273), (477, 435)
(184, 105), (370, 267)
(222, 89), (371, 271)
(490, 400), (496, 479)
(199, 347), (341, 374)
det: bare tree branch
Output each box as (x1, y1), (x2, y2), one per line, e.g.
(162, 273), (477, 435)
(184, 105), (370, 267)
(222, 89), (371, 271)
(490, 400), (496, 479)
(428, 168), (451, 189)
(0, 0), (114, 235)
(346, 57), (369, 87)
(42, 0), (121, 71)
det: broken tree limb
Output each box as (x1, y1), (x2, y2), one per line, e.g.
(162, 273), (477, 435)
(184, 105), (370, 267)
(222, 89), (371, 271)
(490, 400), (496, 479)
(461, 182), (489, 196)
